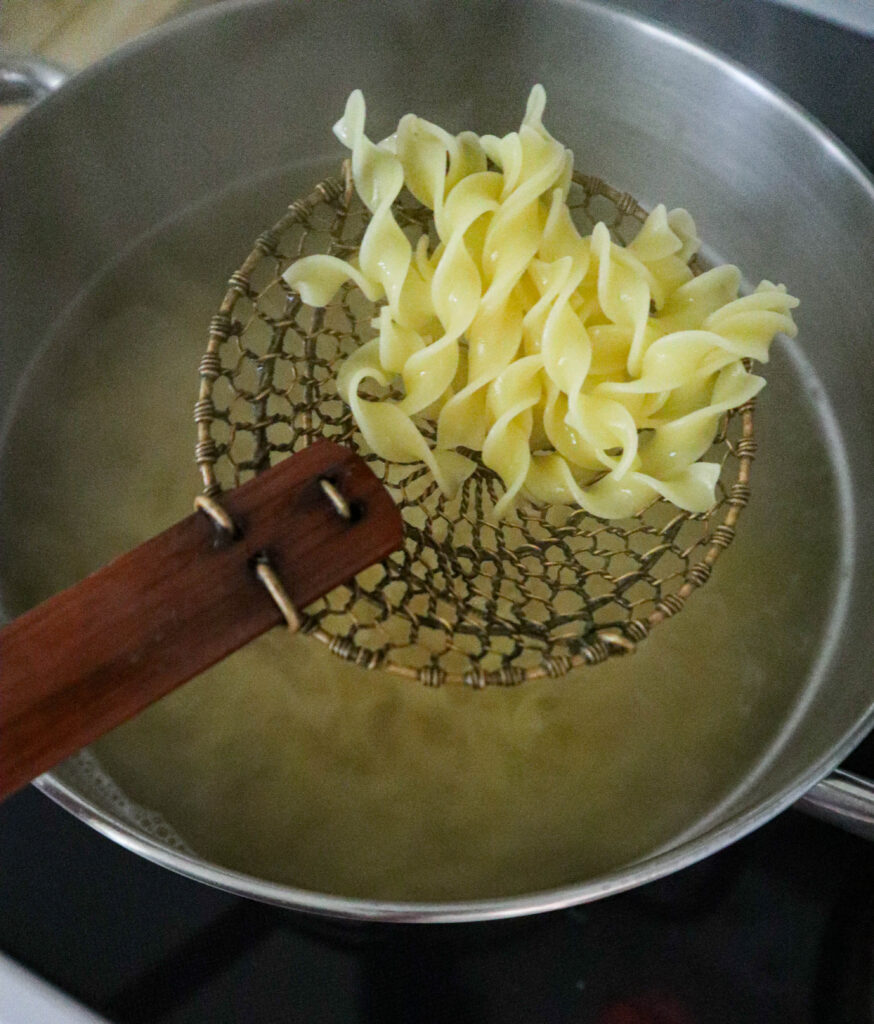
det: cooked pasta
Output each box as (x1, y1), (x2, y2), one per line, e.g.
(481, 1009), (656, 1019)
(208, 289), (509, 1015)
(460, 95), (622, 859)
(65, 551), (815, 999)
(284, 86), (799, 519)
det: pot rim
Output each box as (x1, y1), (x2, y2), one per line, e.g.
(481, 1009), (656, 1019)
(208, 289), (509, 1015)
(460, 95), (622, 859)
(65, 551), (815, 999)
(15, 0), (874, 921)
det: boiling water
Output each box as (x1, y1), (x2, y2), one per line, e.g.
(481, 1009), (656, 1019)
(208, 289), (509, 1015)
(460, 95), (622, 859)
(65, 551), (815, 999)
(0, 167), (842, 901)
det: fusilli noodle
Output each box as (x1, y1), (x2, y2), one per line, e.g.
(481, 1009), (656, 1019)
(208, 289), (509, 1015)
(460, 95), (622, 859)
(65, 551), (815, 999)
(283, 86), (799, 519)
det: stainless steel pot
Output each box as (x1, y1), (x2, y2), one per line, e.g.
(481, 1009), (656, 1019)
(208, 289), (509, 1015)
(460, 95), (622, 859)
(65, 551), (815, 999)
(1, 0), (872, 923)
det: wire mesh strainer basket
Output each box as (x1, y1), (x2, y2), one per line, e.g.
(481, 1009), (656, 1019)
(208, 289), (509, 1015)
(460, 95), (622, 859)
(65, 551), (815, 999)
(195, 171), (755, 688)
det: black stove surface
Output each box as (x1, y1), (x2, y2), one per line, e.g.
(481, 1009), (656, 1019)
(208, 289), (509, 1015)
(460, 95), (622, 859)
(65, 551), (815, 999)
(2, 2), (872, 1022)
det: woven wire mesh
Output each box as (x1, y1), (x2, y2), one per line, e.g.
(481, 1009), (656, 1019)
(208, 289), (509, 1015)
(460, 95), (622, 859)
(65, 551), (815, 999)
(195, 171), (755, 687)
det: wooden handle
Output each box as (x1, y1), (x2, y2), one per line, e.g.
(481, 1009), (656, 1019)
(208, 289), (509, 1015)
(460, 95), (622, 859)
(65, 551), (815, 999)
(0, 441), (404, 801)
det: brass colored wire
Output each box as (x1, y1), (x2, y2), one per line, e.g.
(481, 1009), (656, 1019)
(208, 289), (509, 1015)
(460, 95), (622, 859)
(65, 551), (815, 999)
(255, 558), (303, 633)
(193, 494), (237, 537)
(319, 479), (352, 520)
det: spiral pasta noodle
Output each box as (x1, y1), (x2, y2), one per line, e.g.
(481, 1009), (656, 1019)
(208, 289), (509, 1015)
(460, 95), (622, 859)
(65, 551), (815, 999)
(284, 86), (799, 520)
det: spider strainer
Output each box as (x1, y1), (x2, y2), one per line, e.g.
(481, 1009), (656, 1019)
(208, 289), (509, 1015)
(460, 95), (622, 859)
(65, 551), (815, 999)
(195, 171), (755, 688)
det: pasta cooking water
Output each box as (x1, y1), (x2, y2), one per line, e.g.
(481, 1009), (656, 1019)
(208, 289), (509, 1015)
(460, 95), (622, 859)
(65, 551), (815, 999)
(284, 86), (799, 519)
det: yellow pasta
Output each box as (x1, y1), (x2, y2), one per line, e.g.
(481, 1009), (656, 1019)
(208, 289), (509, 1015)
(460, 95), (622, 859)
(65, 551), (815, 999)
(283, 86), (799, 520)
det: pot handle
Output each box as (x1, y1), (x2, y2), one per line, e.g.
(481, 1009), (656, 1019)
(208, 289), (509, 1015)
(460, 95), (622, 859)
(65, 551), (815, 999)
(797, 769), (874, 841)
(0, 54), (69, 106)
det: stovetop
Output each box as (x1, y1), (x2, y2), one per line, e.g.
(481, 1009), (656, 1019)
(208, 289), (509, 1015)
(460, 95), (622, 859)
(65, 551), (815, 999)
(1, 2), (872, 1022)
